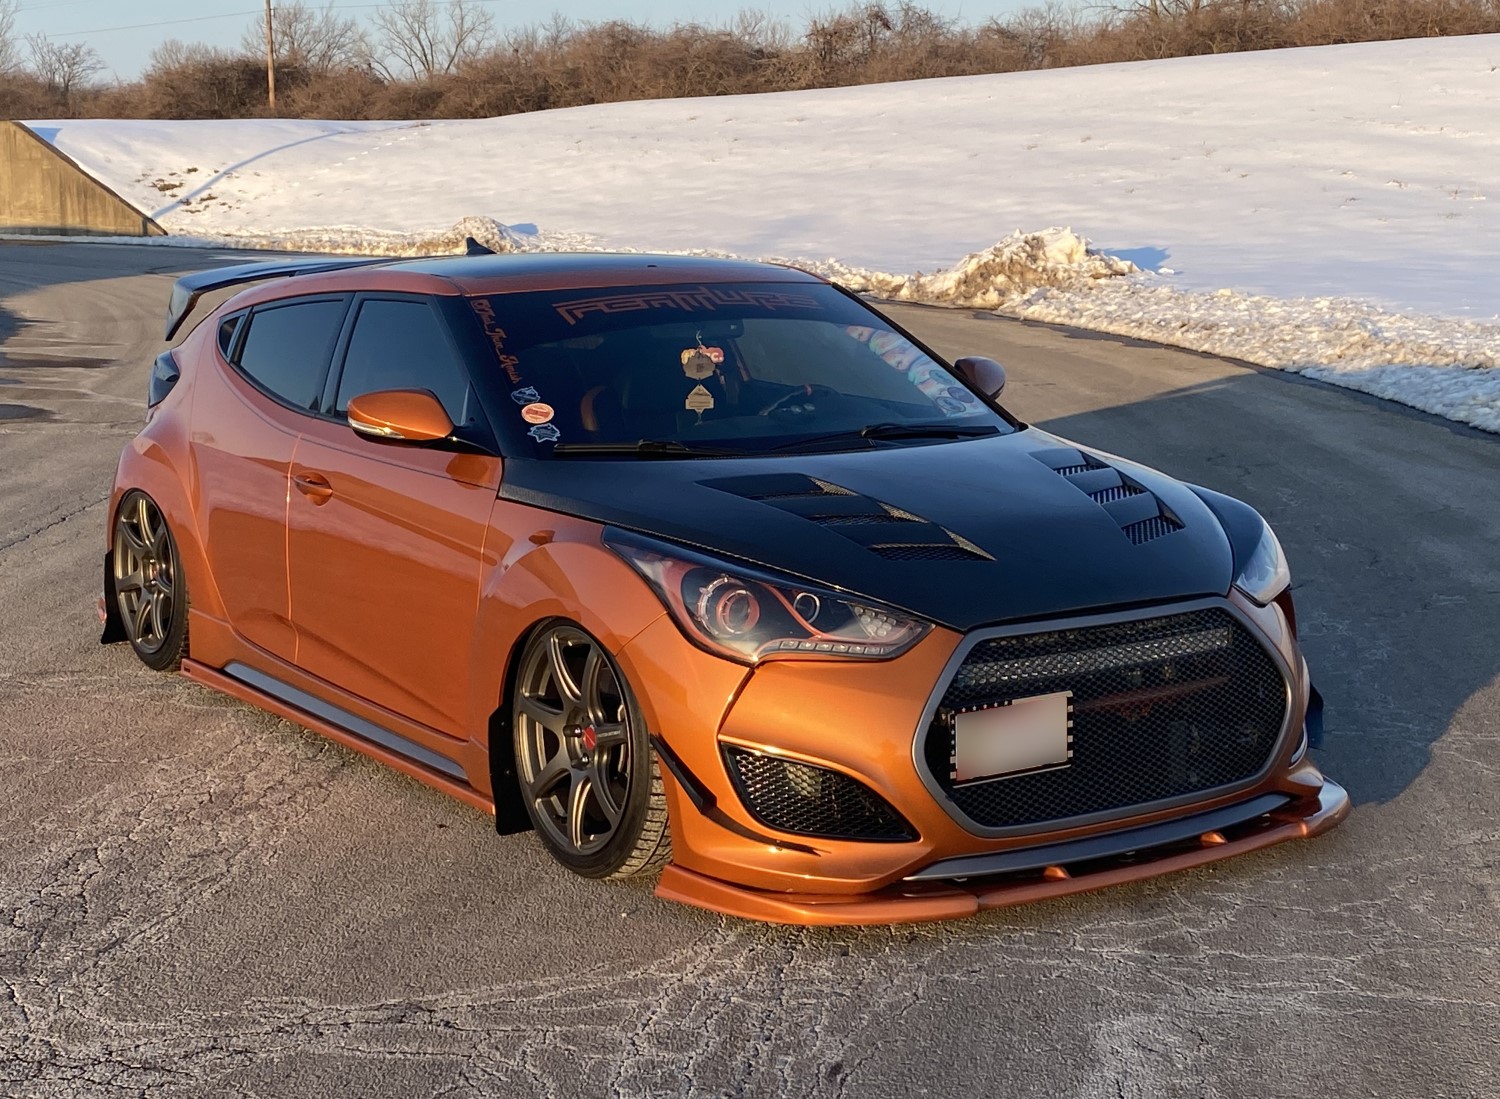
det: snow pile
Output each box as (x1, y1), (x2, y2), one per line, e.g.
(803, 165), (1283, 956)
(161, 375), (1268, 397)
(809, 228), (1137, 309)
(1008, 281), (1500, 431)
(206, 215), (539, 256)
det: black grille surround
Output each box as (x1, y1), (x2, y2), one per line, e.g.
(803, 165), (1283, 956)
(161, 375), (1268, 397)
(725, 747), (916, 842)
(915, 601), (1293, 836)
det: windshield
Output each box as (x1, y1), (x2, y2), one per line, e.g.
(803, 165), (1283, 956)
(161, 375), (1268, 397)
(468, 281), (1016, 457)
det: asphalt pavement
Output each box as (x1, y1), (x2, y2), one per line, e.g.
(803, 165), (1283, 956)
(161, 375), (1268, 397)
(0, 241), (1495, 1099)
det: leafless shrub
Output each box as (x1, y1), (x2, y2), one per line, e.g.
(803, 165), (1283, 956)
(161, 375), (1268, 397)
(133, 41), (275, 119)
(280, 67), (388, 118)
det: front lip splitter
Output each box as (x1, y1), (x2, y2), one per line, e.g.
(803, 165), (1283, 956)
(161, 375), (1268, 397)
(654, 778), (1351, 926)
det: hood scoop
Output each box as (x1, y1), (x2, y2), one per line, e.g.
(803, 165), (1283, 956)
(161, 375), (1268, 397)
(703, 473), (993, 563)
(1033, 448), (1183, 545)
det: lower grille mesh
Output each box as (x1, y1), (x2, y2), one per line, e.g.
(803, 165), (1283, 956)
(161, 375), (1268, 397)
(726, 748), (915, 841)
(925, 608), (1289, 830)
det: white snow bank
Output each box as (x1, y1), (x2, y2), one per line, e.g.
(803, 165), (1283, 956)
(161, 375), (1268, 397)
(810, 228), (1138, 308)
(1005, 281), (1500, 432)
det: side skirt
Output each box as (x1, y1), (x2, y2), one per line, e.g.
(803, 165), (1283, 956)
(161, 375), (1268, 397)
(182, 658), (494, 815)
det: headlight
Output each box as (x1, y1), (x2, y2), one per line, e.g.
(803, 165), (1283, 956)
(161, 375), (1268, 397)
(605, 529), (930, 664)
(1234, 521), (1291, 604)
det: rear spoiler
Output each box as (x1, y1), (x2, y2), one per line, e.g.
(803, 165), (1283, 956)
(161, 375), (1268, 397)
(164, 256), (394, 340)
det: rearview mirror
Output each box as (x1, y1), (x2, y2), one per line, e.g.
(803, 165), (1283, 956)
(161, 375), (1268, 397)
(953, 356), (1007, 400)
(346, 389), (454, 443)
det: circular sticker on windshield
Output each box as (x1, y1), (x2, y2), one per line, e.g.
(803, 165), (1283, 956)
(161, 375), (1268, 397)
(520, 402), (554, 425)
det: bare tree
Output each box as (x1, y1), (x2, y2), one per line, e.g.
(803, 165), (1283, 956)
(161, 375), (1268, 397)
(0, 0), (20, 75)
(26, 34), (106, 105)
(368, 0), (496, 80)
(1112, 0), (1206, 18)
(240, 2), (369, 74)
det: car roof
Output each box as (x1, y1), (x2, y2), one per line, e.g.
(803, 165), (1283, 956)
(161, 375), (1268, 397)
(202, 251), (831, 328)
(392, 251), (826, 294)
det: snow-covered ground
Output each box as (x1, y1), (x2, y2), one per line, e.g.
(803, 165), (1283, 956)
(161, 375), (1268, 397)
(25, 34), (1500, 431)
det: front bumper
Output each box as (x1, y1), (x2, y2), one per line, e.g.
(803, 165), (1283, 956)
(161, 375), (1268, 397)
(656, 776), (1350, 925)
(616, 589), (1347, 925)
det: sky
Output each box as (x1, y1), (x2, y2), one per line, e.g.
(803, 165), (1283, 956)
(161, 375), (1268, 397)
(11, 0), (1036, 80)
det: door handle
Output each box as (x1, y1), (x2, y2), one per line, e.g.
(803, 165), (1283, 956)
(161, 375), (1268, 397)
(293, 472), (334, 505)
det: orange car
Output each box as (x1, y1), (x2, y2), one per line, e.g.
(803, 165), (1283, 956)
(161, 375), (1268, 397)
(102, 251), (1348, 924)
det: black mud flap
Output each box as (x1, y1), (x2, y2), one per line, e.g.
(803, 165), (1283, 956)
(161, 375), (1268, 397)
(100, 553), (127, 644)
(488, 709), (534, 835)
(1305, 683), (1325, 749)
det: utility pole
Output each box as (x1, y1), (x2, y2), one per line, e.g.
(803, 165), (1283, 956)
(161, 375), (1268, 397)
(263, 0), (276, 111)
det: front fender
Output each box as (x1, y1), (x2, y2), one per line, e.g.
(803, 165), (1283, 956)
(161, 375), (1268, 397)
(465, 511), (673, 757)
(108, 416), (226, 625)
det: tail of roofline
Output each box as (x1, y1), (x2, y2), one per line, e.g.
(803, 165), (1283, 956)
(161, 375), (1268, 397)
(162, 239), (497, 339)
(164, 257), (396, 340)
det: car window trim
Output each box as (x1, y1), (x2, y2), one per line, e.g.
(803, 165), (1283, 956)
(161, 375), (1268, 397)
(229, 293), (353, 418)
(319, 291), (500, 455)
(217, 310), (248, 362)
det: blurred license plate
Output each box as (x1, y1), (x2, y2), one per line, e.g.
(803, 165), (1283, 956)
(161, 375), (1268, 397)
(953, 691), (1072, 782)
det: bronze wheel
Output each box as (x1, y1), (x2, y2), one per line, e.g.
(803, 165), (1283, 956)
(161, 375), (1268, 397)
(513, 623), (669, 878)
(112, 491), (188, 671)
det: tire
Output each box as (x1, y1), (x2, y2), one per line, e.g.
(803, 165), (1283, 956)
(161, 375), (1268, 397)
(512, 622), (670, 879)
(111, 490), (189, 672)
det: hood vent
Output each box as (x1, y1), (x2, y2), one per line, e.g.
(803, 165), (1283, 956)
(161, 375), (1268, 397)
(1033, 447), (1183, 546)
(704, 473), (994, 562)
(869, 543), (983, 562)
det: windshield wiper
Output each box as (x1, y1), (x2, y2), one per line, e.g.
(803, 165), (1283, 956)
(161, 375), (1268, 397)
(770, 422), (1000, 452)
(551, 439), (749, 458)
(860, 422), (1000, 441)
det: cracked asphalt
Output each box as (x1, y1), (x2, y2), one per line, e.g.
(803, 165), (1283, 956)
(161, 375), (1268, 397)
(0, 241), (1495, 1099)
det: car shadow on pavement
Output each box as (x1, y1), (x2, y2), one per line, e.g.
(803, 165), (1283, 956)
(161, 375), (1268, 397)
(1032, 372), (1500, 808)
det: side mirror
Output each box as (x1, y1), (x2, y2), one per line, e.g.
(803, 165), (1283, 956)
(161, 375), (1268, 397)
(346, 389), (454, 443)
(953, 356), (1007, 400)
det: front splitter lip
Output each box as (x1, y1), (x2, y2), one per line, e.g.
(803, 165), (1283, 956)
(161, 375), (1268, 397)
(654, 777), (1350, 926)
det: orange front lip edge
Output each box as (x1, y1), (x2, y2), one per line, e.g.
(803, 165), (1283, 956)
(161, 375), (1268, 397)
(655, 777), (1351, 926)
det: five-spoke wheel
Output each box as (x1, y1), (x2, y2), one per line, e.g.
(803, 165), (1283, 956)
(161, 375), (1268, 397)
(513, 623), (669, 878)
(112, 490), (188, 670)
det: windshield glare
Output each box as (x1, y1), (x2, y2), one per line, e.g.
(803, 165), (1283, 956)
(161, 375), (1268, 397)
(469, 282), (1014, 456)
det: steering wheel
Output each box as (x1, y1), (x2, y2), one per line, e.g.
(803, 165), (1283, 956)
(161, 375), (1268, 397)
(757, 384), (838, 417)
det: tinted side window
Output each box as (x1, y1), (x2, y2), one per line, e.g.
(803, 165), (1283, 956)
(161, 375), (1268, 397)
(335, 299), (474, 424)
(236, 299), (346, 411)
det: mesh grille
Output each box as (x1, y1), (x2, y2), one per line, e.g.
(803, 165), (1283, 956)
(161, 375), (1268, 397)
(1089, 484), (1146, 504)
(812, 513), (915, 526)
(924, 608), (1288, 831)
(727, 749), (915, 841)
(1122, 515), (1183, 545)
(870, 544), (982, 562)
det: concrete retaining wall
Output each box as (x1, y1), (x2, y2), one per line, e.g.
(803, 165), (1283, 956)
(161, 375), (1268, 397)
(1, 121), (165, 237)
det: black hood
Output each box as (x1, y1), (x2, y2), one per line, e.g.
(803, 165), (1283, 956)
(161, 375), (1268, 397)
(500, 428), (1235, 632)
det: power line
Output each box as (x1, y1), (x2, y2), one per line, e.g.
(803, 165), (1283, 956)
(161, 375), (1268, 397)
(45, 11), (261, 39)
(15, 1), (116, 14)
